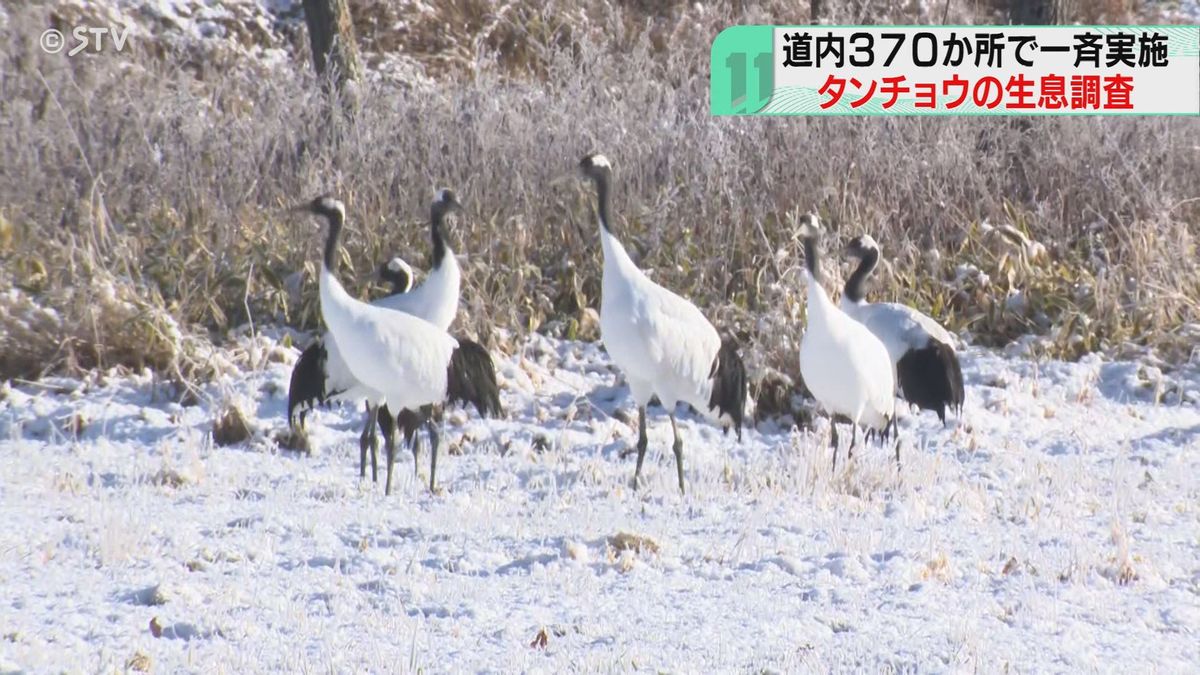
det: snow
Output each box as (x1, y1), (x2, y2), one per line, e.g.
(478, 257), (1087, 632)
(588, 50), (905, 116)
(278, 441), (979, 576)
(1, 333), (1198, 672)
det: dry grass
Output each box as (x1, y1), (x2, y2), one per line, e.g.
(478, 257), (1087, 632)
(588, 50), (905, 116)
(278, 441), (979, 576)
(607, 531), (661, 555)
(212, 404), (253, 447)
(1, 2), (1198, 393)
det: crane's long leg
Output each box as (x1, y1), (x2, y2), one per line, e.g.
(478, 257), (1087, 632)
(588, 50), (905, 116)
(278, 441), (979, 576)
(669, 413), (685, 495)
(848, 423), (858, 462)
(632, 406), (649, 489)
(371, 404), (381, 482)
(830, 421), (839, 473)
(426, 417), (441, 493)
(359, 403), (379, 481)
(371, 437), (379, 483)
(893, 417), (902, 470)
(410, 425), (422, 477)
(383, 408), (397, 496)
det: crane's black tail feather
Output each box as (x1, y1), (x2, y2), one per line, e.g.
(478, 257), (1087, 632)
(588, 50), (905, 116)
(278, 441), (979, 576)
(447, 339), (504, 419)
(896, 339), (963, 424)
(288, 340), (328, 429)
(708, 336), (748, 441)
(378, 405), (427, 447)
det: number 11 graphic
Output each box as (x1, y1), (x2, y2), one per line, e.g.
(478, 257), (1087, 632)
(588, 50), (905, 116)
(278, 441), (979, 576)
(711, 27), (775, 115)
(725, 51), (772, 112)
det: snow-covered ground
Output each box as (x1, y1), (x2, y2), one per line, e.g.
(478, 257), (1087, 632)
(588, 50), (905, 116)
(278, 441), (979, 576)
(1, 334), (1198, 672)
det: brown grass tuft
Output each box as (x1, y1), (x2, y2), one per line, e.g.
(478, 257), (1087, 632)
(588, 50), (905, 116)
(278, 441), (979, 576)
(608, 531), (660, 555)
(212, 405), (252, 447)
(126, 651), (152, 672)
(275, 426), (311, 453)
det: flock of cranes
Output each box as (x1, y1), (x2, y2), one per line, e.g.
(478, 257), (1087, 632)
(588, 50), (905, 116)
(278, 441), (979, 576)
(288, 190), (501, 495)
(286, 153), (965, 496)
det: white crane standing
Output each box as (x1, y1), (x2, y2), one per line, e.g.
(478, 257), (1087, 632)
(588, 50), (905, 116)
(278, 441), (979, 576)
(796, 214), (896, 470)
(577, 153), (748, 494)
(840, 234), (964, 425)
(296, 195), (501, 494)
(288, 190), (475, 483)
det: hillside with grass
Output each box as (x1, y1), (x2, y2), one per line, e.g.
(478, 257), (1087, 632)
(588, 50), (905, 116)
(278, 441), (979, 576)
(1, 0), (1197, 397)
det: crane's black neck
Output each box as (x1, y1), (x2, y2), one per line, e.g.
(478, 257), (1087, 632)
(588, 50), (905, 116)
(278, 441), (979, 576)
(430, 205), (448, 268)
(803, 236), (822, 285)
(843, 247), (879, 304)
(594, 173), (614, 235)
(380, 264), (410, 295)
(322, 210), (344, 272)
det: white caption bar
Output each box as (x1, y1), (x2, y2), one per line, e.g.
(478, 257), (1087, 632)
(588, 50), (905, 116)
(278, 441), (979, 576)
(765, 26), (1200, 115)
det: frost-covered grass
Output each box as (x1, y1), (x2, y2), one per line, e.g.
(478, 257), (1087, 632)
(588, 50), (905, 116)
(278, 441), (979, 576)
(1, 335), (1198, 672)
(3, 1), (1199, 385)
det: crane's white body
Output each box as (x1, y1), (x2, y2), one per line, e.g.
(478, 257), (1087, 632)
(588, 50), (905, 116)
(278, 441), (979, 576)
(373, 252), (460, 332)
(799, 272), (896, 432)
(839, 298), (957, 368)
(319, 267), (458, 413)
(836, 234), (964, 424)
(599, 227), (722, 418)
(320, 250), (459, 405)
(295, 194), (499, 494)
(578, 152), (745, 494)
